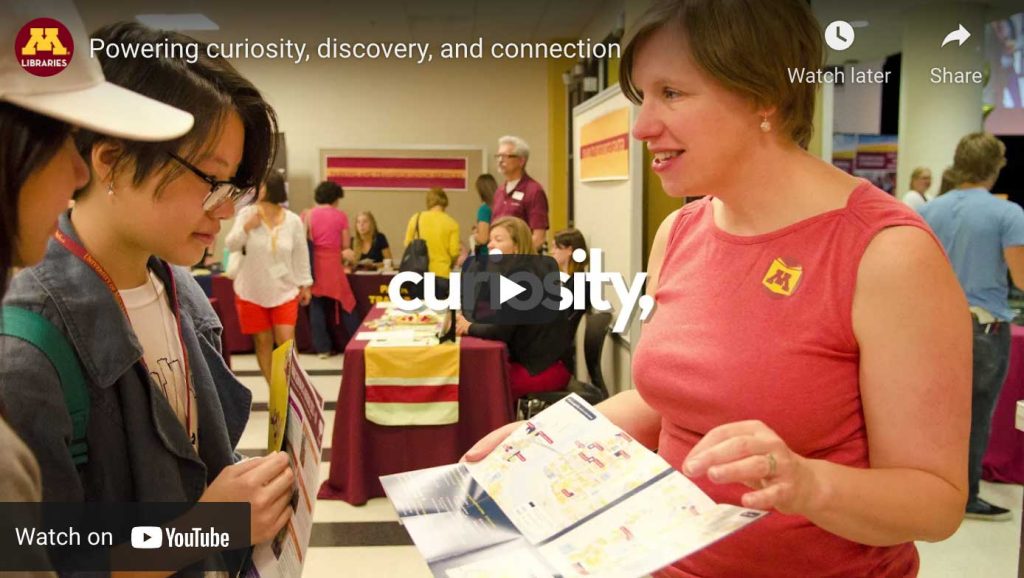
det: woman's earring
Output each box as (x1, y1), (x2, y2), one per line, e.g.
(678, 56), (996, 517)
(106, 180), (116, 196)
(760, 114), (771, 133)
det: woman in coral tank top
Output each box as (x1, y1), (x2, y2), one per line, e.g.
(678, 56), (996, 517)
(466, 1), (971, 576)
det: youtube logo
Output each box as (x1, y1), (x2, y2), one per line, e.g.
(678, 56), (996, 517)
(131, 526), (163, 549)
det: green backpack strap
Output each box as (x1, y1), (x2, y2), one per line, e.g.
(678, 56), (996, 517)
(1, 306), (89, 466)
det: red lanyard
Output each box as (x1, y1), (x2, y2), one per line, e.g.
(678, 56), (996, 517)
(54, 229), (194, 443)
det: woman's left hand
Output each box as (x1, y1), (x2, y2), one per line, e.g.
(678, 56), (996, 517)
(299, 287), (312, 306)
(682, 420), (821, 515)
(455, 313), (472, 337)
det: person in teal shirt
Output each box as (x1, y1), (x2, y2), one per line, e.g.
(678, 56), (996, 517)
(473, 174), (497, 258)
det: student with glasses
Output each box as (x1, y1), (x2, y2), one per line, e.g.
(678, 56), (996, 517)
(0, 0), (192, 533)
(0, 20), (293, 573)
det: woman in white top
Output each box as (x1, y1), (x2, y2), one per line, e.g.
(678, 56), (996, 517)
(225, 171), (312, 383)
(901, 166), (932, 211)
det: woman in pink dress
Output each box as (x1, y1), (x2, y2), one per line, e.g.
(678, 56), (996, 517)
(304, 181), (359, 357)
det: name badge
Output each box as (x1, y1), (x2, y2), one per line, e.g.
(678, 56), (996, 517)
(268, 262), (289, 279)
(511, 191), (525, 202)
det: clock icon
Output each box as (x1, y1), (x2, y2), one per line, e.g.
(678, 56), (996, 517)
(825, 20), (855, 51)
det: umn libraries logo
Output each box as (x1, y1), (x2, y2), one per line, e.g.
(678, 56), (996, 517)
(14, 18), (74, 77)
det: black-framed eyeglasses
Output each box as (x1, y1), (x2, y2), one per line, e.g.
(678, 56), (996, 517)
(167, 152), (256, 212)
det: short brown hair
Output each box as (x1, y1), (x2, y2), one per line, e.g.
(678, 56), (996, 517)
(620, 0), (822, 148)
(426, 187), (448, 209)
(491, 217), (535, 255)
(952, 133), (1006, 185)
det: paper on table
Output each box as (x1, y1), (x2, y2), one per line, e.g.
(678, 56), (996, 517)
(355, 330), (419, 341)
(369, 336), (440, 348)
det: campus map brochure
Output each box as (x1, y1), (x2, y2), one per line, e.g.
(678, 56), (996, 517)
(380, 394), (766, 578)
(247, 341), (326, 578)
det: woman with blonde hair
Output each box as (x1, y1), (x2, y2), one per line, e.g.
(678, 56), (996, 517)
(488, 216), (535, 255)
(456, 217), (571, 398)
(352, 211), (392, 265)
(902, 167), (932, 210)
(404, 187), (460, 298)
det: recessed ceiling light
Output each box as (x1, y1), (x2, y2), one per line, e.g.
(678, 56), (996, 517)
(135, 13), (219, 31)
(850, 20), (870, 28)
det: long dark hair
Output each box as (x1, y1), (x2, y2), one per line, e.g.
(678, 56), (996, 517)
(554, 228), (589, 275)
(475, 174), (497, 205)
(75, 22), (278, 198)
(0, 103), (72, 301)
(262, 171), (288, 204)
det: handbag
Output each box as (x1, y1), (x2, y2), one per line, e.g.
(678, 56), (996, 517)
(400, 212), (430, 274)
(224, 246), (245, 279)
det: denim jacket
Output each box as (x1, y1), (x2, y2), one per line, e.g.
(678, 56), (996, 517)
(0, 212), (251, 504)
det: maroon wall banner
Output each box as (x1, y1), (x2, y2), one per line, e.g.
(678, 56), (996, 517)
(325, 156), (468, 191)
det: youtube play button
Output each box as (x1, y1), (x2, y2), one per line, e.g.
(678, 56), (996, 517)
(131, 526), (163, 549)
(498, 275), (527, 304)
(460, 252), (562, 326)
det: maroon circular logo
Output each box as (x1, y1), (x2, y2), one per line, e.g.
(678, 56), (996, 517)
(14, 18), (74, 77)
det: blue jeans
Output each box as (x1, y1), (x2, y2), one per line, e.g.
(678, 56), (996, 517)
(309, 296), (362, 354)
(968, 320), (1011, 502)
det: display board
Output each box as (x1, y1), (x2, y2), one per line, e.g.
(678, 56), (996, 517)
(572, 86), (643, 346)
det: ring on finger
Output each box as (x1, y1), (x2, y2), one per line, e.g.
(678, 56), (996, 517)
(764, 453), (777, 478)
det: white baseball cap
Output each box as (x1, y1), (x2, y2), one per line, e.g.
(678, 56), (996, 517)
(0, 0), (194, 141)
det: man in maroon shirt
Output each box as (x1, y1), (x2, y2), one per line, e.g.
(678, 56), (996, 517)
(493, 135), (549, 252)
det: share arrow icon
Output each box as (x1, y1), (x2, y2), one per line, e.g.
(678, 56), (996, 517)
(941, 24), (970, 48)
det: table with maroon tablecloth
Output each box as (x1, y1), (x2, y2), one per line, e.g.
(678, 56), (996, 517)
(982, 324), (1024, 484)
(210, 272), (396, 354)
(318, 307), (514, 506)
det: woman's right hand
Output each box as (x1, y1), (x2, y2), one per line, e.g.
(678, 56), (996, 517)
(461, 421), (523, 462)
(199, 452), (294, 545)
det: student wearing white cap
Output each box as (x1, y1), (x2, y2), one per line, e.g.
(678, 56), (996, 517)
(0, 0), (193, 506)
(0, 1), (293, 573)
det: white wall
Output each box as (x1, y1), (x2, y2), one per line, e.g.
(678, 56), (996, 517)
(833, 59), (885, 135)
(224, 55), (550, 254)
(76, 5), (552, 257)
